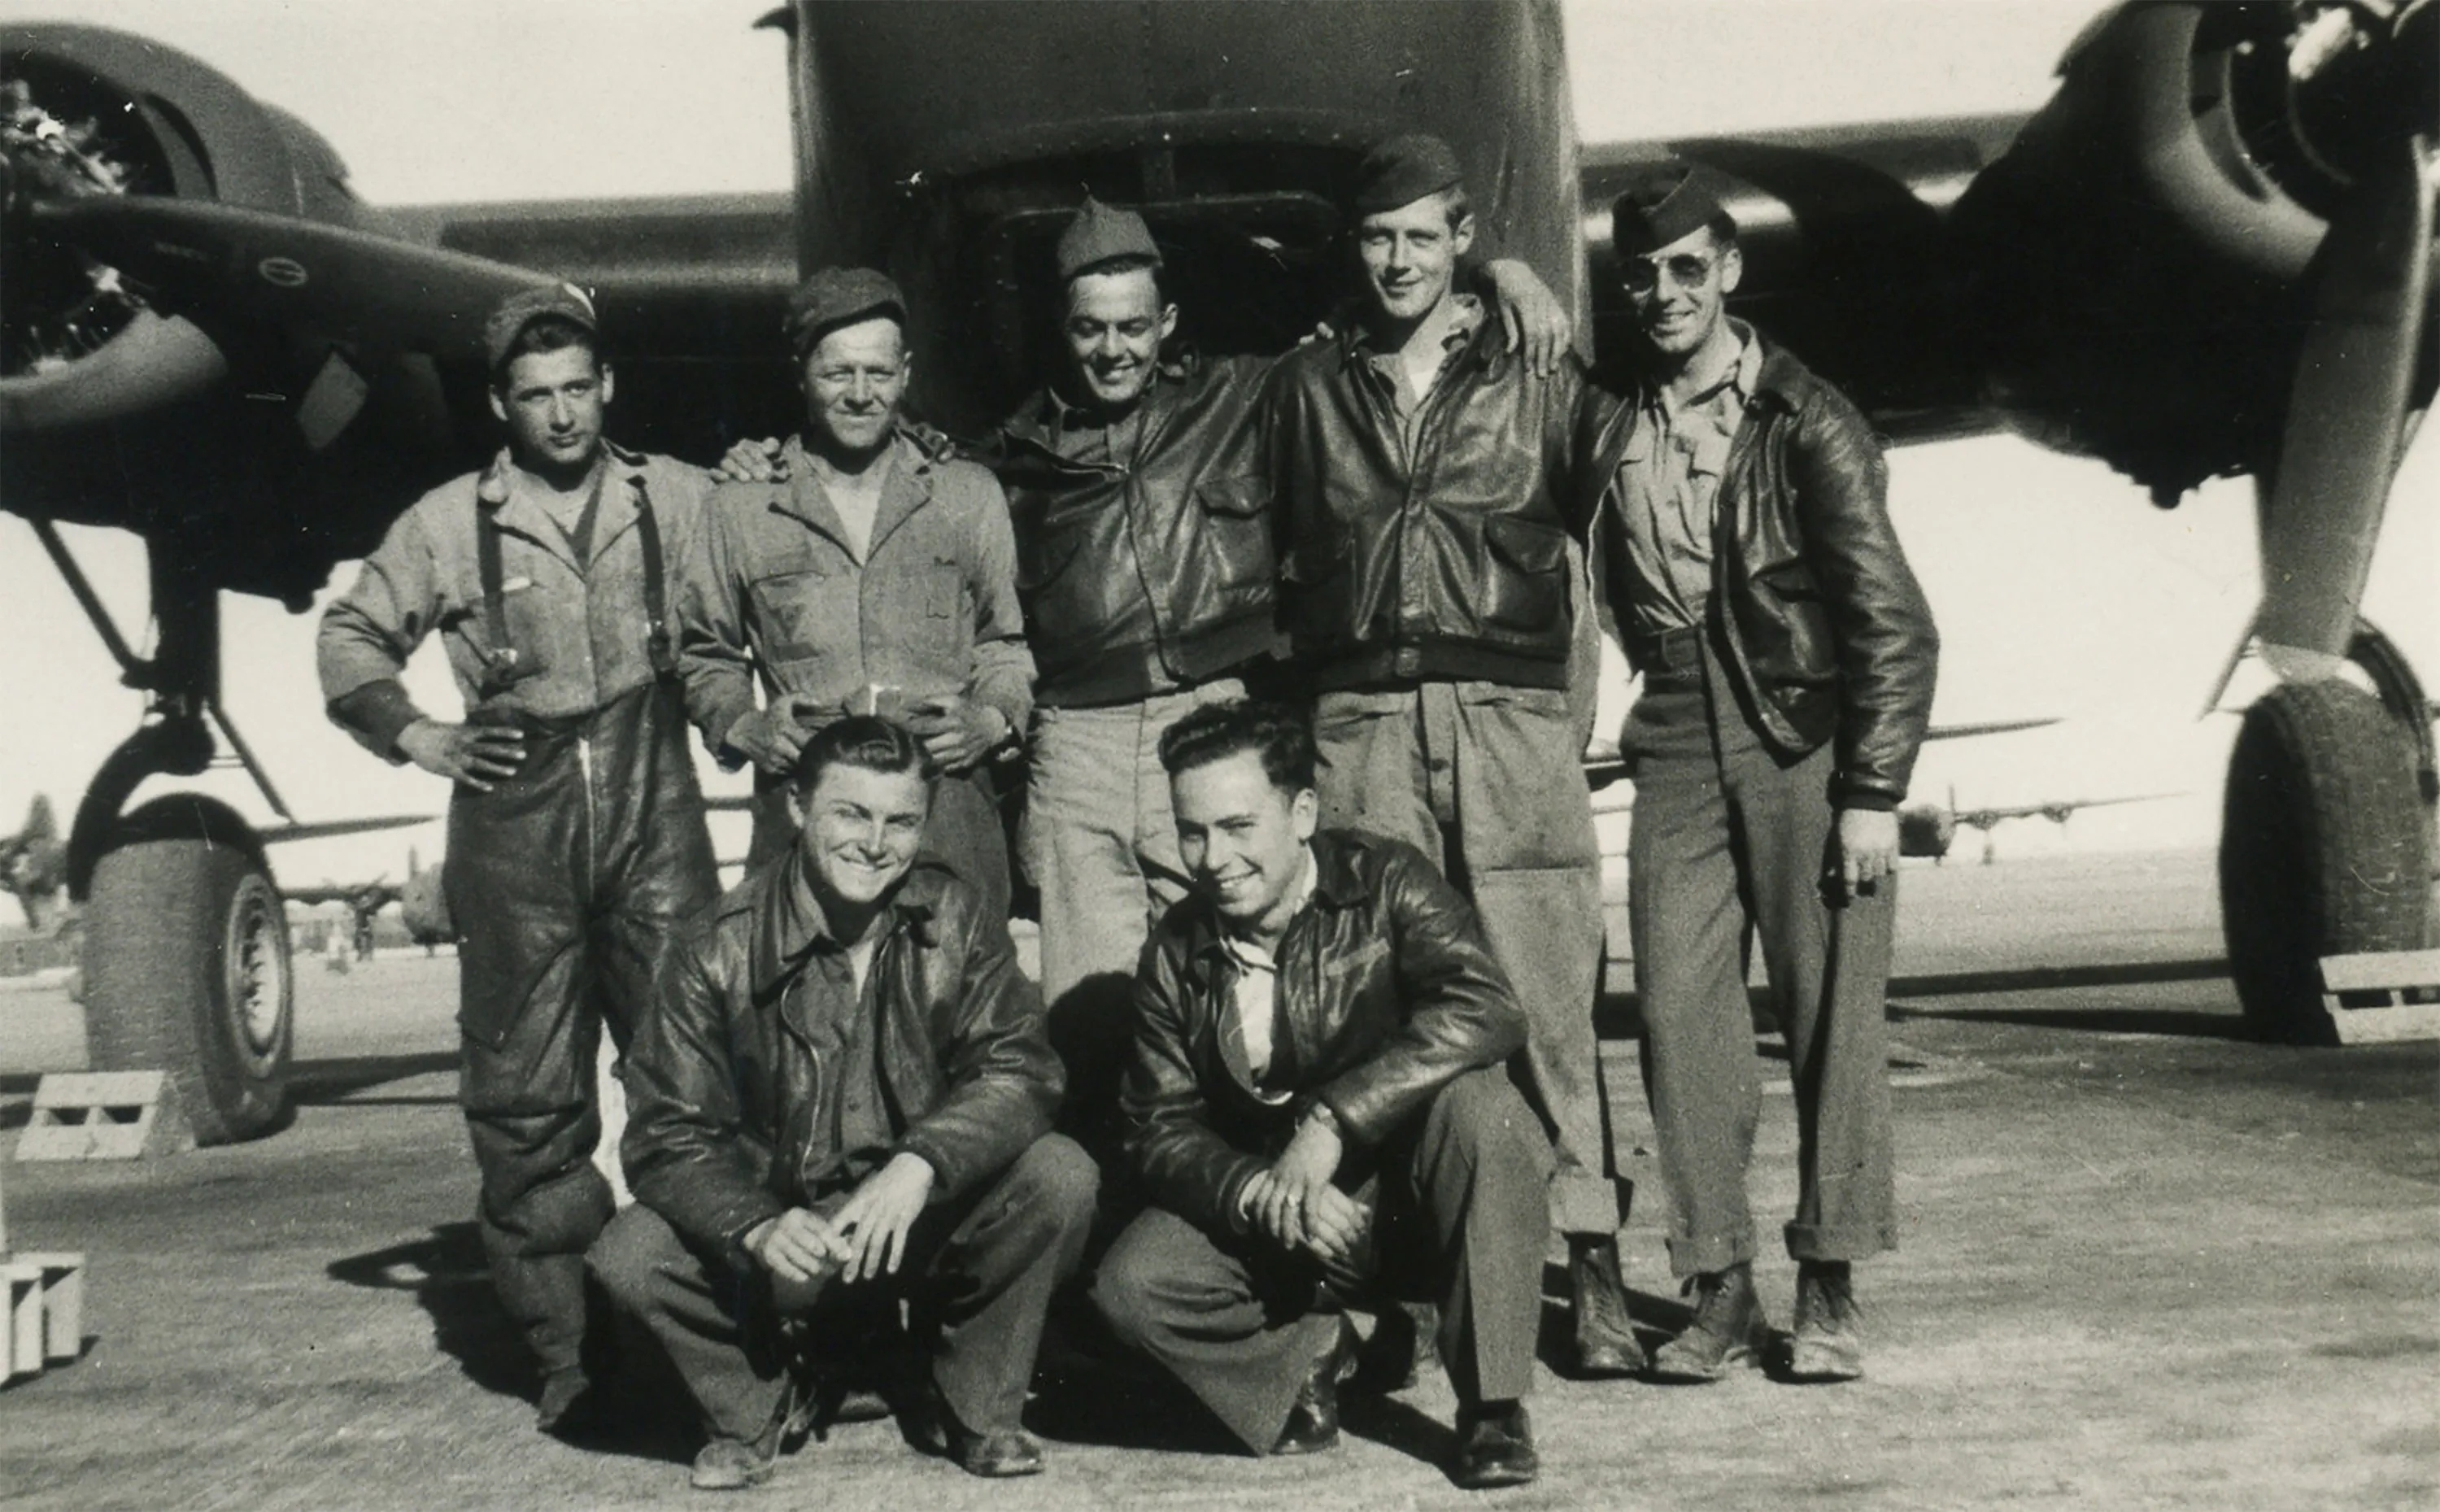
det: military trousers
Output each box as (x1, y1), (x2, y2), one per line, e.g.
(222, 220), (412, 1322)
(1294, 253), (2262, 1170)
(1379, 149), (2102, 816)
(1091, 1070), (1549, 1453)
(590, 1134), (1098, 1444)
(444, 679), (720, 1381)
(1312, 679), (1618, 1235)
(1019, 678), (1244, 1160)
(1624, 634), (1898, 1277)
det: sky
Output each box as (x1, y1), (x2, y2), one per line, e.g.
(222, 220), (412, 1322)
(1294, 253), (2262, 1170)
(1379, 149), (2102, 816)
(0, 0), (2432, 895)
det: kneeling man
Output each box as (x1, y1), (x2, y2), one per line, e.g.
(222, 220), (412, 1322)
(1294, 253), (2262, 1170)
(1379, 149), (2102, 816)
(1091, 699), (1552, 1489)
(593, 717), (1095, 1490)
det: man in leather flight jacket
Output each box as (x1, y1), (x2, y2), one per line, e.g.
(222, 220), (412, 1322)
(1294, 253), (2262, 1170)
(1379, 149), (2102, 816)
(1589, 171), (1937, 1385)
(1263, 133), (1636, 1377)
(592, 717), (1094, 1490)
(1091, 699), (1551, 1490)
(317, 285), (719, 1435)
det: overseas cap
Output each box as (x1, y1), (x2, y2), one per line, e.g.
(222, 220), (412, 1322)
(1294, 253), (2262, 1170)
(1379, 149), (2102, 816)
(484, 283), (597, 375)
(1611, 168), (1731, 258)
(1057, 197), (1162, 281)
(1351, 132), (1464, 215)
(784, 266), (907, 357)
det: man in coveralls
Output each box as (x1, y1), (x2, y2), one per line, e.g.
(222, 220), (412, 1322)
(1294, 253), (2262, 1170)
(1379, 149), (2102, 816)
(1591, 171), (1937, 1383)
(676, 268), (1032, 919)
(317, 285), (720, 1431)
(1262, 134), (1636, 1376)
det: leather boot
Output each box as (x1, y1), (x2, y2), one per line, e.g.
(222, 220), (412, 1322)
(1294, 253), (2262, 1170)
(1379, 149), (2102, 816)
(1645, 1261), (1768, 1383)
(1567, 1235), (1645, 1378)
(1787, 1260), (1865, 1382)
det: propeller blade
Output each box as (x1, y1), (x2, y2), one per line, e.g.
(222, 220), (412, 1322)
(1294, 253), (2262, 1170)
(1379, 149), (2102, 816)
(2255, 136), (2437, 679)
(25, 195), (556, 359)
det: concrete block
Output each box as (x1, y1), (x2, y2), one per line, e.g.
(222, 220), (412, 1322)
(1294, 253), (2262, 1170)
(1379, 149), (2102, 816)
(11, 1253), (85, 1364)
(14, 1072), (193, 1161)
(2319, 950), (2440, 1044)
(2, 1262), (41, 1382)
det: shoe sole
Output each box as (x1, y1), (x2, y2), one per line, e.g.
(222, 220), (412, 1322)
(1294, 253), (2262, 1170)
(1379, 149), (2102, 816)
(1455, 1460), (1540, 1489)
(1643, 1341), (1762, 1384)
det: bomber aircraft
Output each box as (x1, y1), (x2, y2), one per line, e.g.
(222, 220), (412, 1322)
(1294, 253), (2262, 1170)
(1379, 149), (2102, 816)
(1900, 788), (2182, 865)
(0, 1), (2433, 1142)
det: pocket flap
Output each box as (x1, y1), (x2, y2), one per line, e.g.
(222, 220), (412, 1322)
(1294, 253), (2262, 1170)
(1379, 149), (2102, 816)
(1195, 474), (1271, 519)
(1484, 516), (1566, 573)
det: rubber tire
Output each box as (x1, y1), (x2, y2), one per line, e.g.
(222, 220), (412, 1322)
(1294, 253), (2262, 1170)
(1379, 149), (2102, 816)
(82, 805), (294, 1144)
(2220, 679), (2433, 1044)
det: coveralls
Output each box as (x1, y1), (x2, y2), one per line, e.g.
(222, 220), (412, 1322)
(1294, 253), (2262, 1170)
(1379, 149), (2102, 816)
(675, 429), (1033, 922)
(318, 442), (720, 1383)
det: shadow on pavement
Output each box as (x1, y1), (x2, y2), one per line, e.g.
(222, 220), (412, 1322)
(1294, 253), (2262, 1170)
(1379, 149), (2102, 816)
(1889, 1003), (2255, 1039)
(290, 1053), (460, 1105)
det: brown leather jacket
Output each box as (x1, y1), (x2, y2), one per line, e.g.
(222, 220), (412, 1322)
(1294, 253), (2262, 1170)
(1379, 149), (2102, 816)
(1267, 319), (1602, 693)
(1587, 340), (1938, 809)
(1119, 829), (1527, 1234)
(983, 351), (1283, 708)
(621, 853), (1063, 1254)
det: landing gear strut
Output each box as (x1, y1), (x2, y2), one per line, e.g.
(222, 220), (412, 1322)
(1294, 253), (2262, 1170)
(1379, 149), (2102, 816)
(50, 526), (297, 1144)
(2220, 624), (2438, 1044)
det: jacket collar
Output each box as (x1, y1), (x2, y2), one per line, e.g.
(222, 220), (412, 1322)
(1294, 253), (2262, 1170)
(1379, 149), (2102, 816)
(999, 349), (1201, 455)
(771, 429), (938, 561)
(1179, 830), (1370, 978)
(473, 441), (651, 570)
(1333, 292), (1499, 381)
(747, 843), (942, 1005)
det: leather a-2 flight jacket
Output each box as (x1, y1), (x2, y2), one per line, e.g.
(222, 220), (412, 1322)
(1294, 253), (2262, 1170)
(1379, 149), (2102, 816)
(1587, 339), (1939, 810)
(1119, 828), (1528, 1235)
(621, 852), (1064, 1256)
(983, 351), (1283, 708)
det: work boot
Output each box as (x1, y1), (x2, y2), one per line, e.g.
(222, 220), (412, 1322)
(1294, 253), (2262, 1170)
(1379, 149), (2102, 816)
(1272, 1318), (1357, 1455)
(1451, 1400), (1539, 1490)
(1567, 1235), (1646, 1378)
(1645, 1261), (1768, 1383)
(689, 1436), (777, 1492)
(1787, 1260), (1866, 1382)
(946, 1426), (1047, 1479)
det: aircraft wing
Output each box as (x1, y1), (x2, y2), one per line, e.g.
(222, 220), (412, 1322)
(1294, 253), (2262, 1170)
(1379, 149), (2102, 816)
(1924, 718), (2062, 742)
(279, 881), (394, 909)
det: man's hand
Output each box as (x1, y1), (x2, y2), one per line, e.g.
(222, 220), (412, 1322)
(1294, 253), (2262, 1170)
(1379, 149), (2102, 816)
(724, 695), (827, 774)
(906, 694), (1009, 773)
(1249, 1110), (1344, 1251)
(714, 435), (788, 484)
(1296, 1184), (1370, 1270)
(1482, 257), (1572, 377)
(743, 1207), (852, 1287)
(830, 1152), (935, 1283)
(1835, 807), (1900, 901)
(396, 719), (524, 791)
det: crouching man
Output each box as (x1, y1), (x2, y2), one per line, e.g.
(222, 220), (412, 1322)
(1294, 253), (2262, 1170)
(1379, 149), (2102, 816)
(1091, 699), (1553, 1490)
(591, 717), (1096, 1491)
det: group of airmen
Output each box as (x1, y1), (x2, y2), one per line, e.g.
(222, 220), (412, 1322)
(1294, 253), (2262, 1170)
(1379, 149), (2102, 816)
(316, 129), (1938, 1493)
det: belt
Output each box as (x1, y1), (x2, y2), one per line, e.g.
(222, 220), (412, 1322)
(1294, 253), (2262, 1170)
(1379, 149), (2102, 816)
(1636, 625), (1706, 689)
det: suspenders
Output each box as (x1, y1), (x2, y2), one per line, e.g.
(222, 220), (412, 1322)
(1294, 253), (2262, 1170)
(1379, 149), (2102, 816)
(474, 461), (673, 696)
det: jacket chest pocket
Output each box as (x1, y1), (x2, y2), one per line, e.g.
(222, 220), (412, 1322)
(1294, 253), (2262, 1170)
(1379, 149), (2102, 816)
(1192, 475), (1276, 602)
(1013, 497), (1090, 595)
(1480, 516), (1570, 634)
(747, 565), (852, 665)
(909, 557), (971, 665)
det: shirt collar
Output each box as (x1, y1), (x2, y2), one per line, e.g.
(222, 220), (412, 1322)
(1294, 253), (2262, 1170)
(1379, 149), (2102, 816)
(1349, 290), (1485, 361)
(1218, 844), (1319, 961)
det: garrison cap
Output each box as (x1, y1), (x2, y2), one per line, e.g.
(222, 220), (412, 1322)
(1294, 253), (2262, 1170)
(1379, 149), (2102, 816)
(484, 283), (597, 375)
(1611, 168), (1731, 257)
(1057, 197), (1162, 281)
(785, 266), (908, 357)
(1351, 132), (1465, 215)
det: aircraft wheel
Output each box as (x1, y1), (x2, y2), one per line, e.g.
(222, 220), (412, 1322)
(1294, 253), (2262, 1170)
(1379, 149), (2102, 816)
(2219, 679), (2433, 1044)
(82, 796), (294, 1144)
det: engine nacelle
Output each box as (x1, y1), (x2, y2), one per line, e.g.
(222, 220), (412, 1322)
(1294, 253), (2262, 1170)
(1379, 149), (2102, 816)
(1947, 1), (2436, 503)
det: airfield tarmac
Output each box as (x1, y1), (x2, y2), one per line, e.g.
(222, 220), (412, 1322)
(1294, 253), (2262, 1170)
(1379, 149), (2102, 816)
(2, 848), (2434, 1511)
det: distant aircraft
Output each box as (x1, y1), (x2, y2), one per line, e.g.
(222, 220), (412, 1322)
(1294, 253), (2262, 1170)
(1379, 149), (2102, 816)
(1901, 787), (2181, 865)
(4, 791), (427, 933)
(1583, 716), (2061, 792)
(3, 2), (2429, 1141)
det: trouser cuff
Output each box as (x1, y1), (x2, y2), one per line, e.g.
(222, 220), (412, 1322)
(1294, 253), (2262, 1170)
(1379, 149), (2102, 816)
(1664, 1229), (1757, 1279)
(1784, 1220), (1897, 1263)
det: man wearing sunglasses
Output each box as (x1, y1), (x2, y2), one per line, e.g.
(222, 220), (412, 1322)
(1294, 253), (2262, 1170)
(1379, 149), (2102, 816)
(1589, 170), (1937, 1384)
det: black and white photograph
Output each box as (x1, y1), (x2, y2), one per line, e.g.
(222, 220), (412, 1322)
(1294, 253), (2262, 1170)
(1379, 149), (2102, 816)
(0, 2), (2433, 1506)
